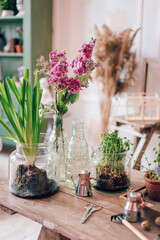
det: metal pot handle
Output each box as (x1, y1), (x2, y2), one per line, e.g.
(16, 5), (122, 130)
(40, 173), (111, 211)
(71, 174), (77, 189)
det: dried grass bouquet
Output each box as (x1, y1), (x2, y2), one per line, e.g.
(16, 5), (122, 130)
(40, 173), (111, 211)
(94, 25), (140, 132)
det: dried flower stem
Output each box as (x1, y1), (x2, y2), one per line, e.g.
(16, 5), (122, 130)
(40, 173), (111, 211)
(94, 25), (140, 133)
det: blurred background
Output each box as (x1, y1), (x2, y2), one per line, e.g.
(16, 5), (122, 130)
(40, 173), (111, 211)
(0, 0), (160, 169)
(0, 0), (160, 239)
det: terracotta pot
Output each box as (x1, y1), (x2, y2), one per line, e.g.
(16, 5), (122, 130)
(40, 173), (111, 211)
(144, 172), (160, 201)
(15, 44), (23, 53)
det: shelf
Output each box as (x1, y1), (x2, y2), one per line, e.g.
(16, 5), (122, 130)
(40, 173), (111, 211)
(0, 16), (23, 21)
(0, 53), (23, 57)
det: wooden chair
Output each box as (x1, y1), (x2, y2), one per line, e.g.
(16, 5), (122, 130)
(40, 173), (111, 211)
(111, 116), (160, 169)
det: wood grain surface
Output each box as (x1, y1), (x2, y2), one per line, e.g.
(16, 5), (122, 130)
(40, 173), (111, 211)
(112, 115), (160, 129)
(0, 170), (160, 240)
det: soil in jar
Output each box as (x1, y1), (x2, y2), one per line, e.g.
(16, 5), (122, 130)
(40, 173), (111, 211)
(10, 164), (59, 198)
(94, 164), (130, 192)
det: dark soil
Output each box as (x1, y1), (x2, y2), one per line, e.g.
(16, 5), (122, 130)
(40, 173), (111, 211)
(10, 164), (59, 198)
(94, 166), (130, 192)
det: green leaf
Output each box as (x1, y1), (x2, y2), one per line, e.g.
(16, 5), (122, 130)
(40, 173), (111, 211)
(57, 101), (68, 115)
(4, 80), (24, 137)
(26, 82), (32, 143)
(0, 117), (18, 141)
(39, 88), (43, 106)
(0, 134), (17, 141)
(6, 77), (21, 104)
(75, 73), (90, 86)
(51, 102), (57, 111)
(0, 82), (8, 102)
(67, 92), (79, 104)
(24, 69), (29, 82)
(35, 73), (40, 143)
(0, 68), (45, 163)
(32, 82), (37, 142)
(58, 90), (66, 102)
(0, 95), (24, 142)
(20, 79), (26, 124)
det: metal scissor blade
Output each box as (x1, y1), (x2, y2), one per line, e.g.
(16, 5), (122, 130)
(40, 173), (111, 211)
(80, 217), (87, 224)
(80, 209), (93, 224)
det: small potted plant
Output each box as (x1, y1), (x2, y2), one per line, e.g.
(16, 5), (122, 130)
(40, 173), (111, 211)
(136, 137), (160, 201)
(15, 26), (23, 52)
(0, 69), (60, 198)
(0, 0), (17, 17)
(93, 132), (131, 192)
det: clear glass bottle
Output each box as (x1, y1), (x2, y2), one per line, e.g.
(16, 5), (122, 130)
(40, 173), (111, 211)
(47, 114), (68, 181)
(91, 144), (103, 178)
(65, 119), (89, 189)
(9, 133), (60, 198)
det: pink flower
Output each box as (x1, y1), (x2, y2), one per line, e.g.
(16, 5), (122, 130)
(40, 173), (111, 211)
(71, 56), (98, 77)
(71, 56), (87, 76)
(37, 38), (98, 97)
(50, 62), (68, 77)
(48, 75), (81, 94)
(49, 50), (67, 67)
(64, 77), (82, 94)
(79, 38), (96, 59)
(16, 26), (23, 34)
(36, 56), (50, 77)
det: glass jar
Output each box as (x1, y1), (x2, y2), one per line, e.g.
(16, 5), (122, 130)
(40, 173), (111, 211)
(9, 133), (60, 198)
(65, 119), (89, 189)
(92, 148), (131, 192)
(91, 144), (103, 179)
(47, 114), (68, 181)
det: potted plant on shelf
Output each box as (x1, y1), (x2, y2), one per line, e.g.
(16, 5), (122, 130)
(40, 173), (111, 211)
(93, 132), (131, 192)
(15, 26), (23, 52)
(135, 137), (160, 201)
(0, 0), (17, 17)
(0, 69), (60, 198)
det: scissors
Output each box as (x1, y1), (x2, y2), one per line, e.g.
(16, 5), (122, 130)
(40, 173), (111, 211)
(80, 204), (102, 224)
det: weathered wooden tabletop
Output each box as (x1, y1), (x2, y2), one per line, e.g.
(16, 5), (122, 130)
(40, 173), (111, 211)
(0, 170), (160, 240)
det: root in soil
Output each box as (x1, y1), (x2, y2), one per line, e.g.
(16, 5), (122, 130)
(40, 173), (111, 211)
(95, 166), (130, 191)
(10, 164), (59, 198)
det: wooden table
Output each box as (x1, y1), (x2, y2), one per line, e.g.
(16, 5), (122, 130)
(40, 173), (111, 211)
(111, 116), (160, 169)
(0, 170), (160, 240)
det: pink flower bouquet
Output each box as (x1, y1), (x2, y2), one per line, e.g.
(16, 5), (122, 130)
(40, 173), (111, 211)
(36, 38), (99, 116)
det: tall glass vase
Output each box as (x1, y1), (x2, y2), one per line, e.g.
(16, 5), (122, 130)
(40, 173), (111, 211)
(65, 119), (89, 189)
(47, 114), (68, 181)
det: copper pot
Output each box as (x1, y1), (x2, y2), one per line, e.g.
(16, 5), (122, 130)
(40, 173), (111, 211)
(144, 172), (160, 201)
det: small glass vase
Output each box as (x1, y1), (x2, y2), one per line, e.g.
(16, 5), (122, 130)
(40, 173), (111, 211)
(91, 148), (131, 192)
(65, 119), (89, 189)
(9, 134), (60, 198)
(47, 114), (68, 181)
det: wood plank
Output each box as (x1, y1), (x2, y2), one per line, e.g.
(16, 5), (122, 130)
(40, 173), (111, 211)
(0, 203), (16, 215)
(133, 128), (154, 170)
(112, 116), (160, 129)
(38, 226), (70, 240)
(0, 170), (159, 240)
(0, 209), (41, 240)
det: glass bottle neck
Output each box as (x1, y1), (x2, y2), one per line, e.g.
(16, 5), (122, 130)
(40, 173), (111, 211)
(53, 114), (64, 135)
(72, 119), (85, 138)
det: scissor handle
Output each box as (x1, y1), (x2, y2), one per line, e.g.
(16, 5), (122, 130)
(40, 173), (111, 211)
(85, 204), (102, 212)
(91, 205), (102, 212)
(85, 204), (93, 212)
